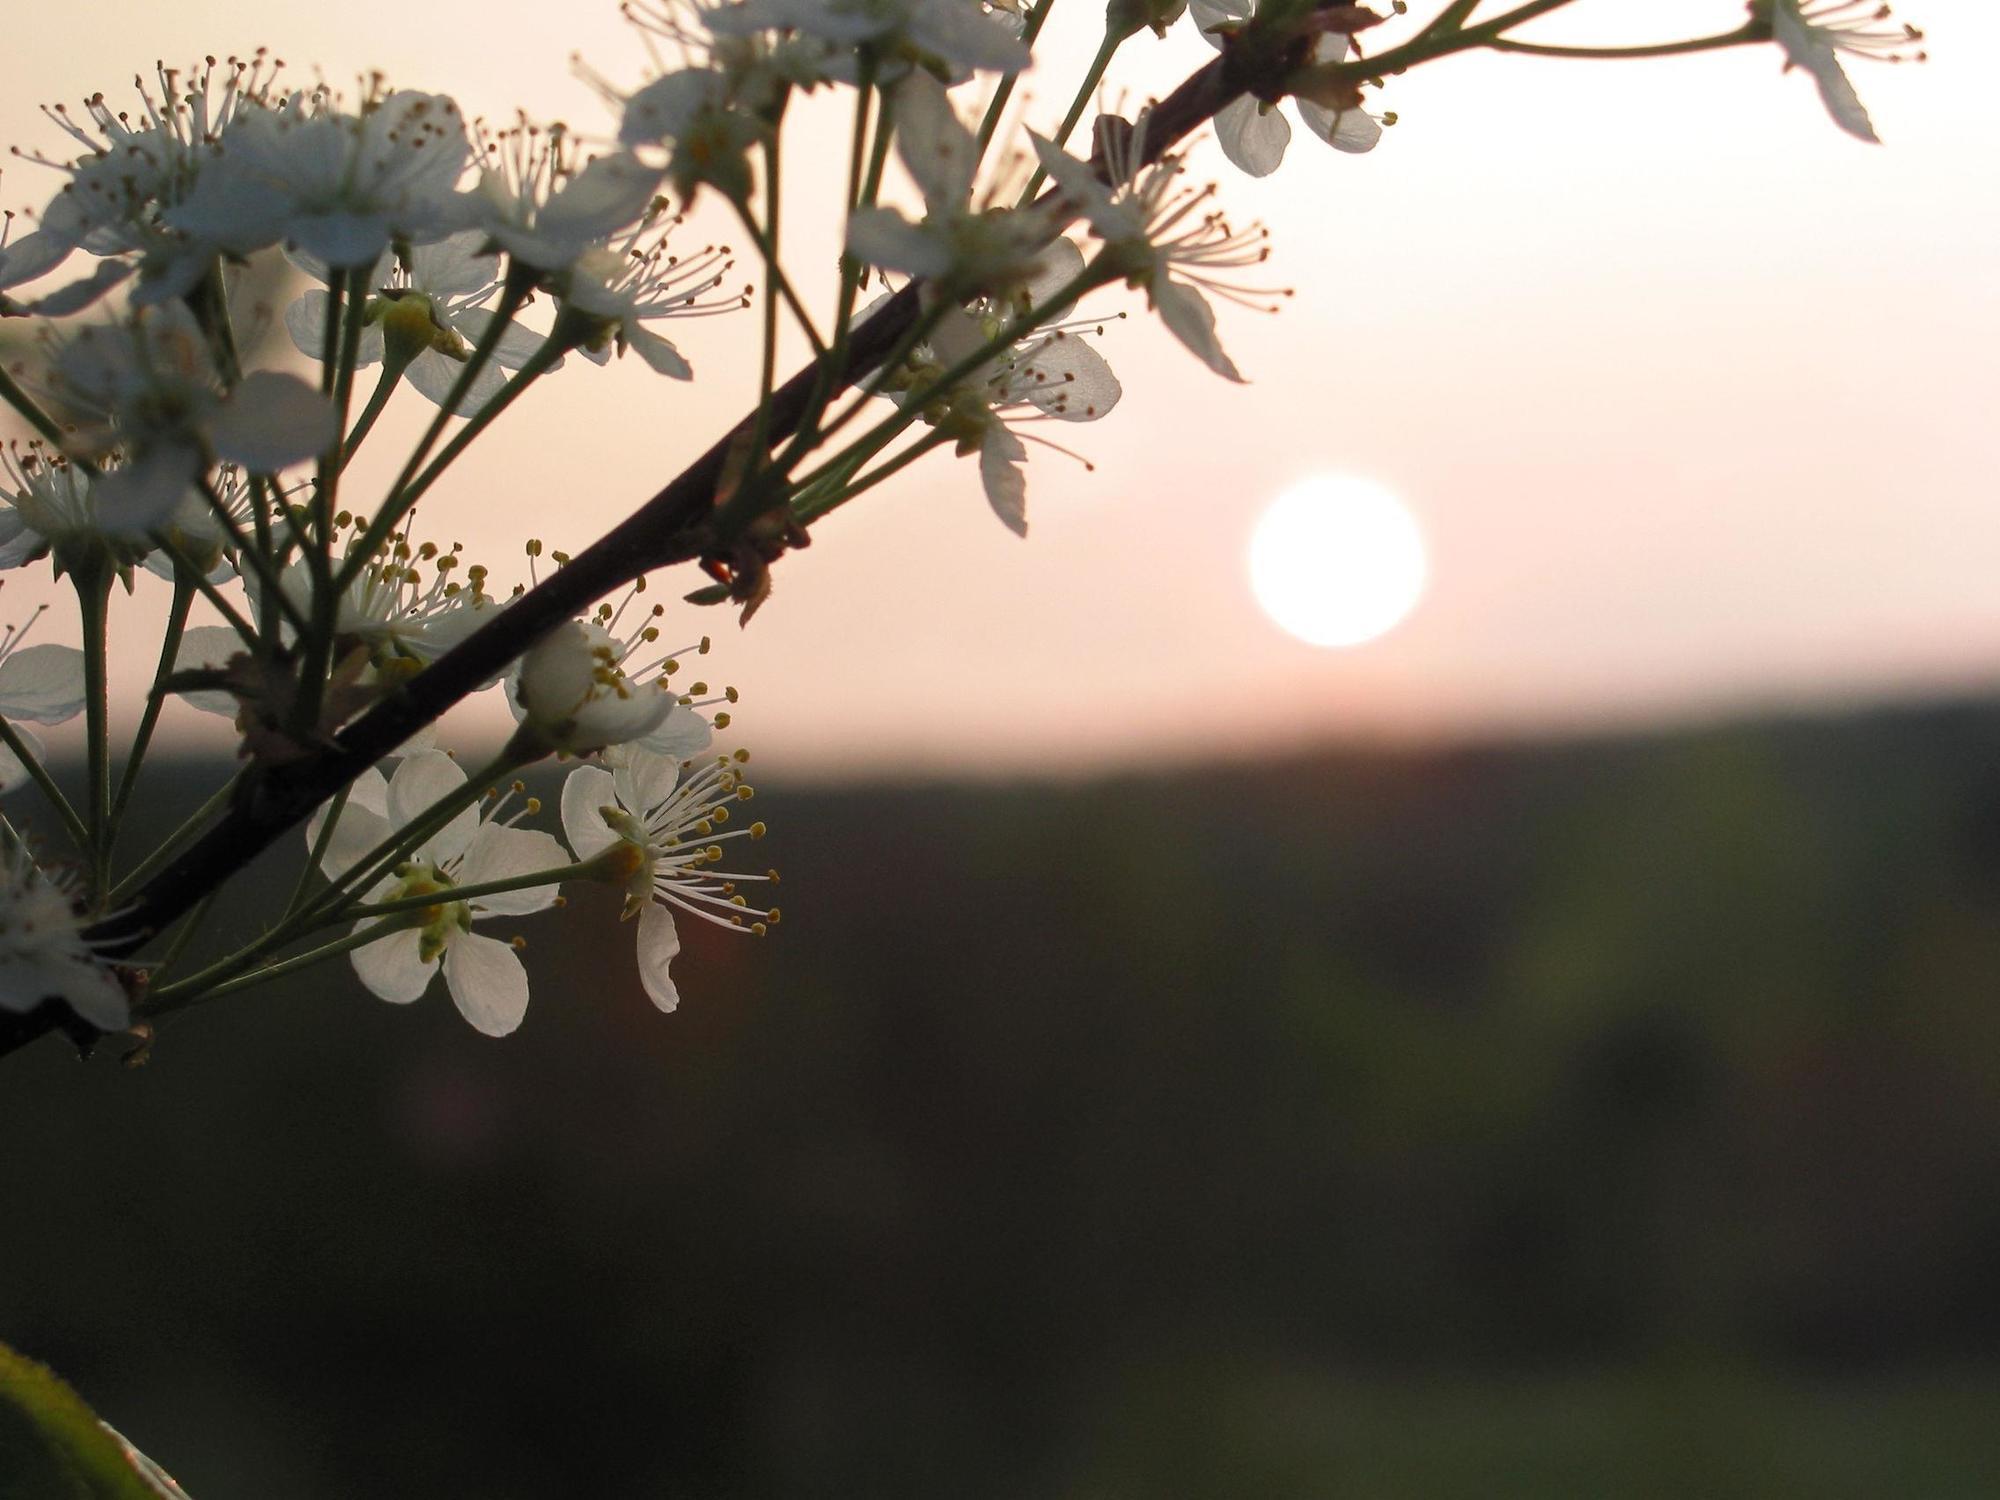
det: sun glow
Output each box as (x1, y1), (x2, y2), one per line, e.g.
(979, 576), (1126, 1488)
(1248, 476), (1429, 648)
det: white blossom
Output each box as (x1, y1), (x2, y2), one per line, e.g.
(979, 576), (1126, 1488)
(562, 206), (742, 378)
(1767, 0), (1925, 144)
(48, 303), (337, 523)
(507, 589), (720, 758)
(881, 284), (1121, 535)
(1032, 119), (1280, 382)
(458, 121), (663, 274)
(0, 847), (125, 1030)
(5, 55), (284, 306)
(306, 751), (566, 1036)
(844, 71), (1053, 296)
(167, 87), (469, 266)
(561, 744), (772, 1011)
(0, 442), (149, 571)
(1188, 0), (1382, 176)
(284, 232), (555, 413)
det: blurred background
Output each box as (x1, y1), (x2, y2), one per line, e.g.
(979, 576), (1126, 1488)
(5, 0), (2000, 1495)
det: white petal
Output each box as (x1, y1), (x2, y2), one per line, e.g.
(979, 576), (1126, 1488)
(627, 326), (694, 380)
(1215, 96), (1290, 178)
(845, 209), (955, 279)
(209, 372), (340, 471)
(0, 724), (44, 794)
(0, 644), (87, 725)
(95, 447), (197, 538)
(388, 750), (478, 865)
(1018, 333), (1121, 421)
(607, 743), (683, 814)
(979, 426), (1029, 537)
(0, 230), (76, 291)
(172, 625), (247, 718)
(448, 307), (552, 372)
(533, 154), (666, 264)
(409, 230), (500, 297)
(350, 923), (436, 1004)
(634, 703), (713, 762)
(1152, 278), (1244, 382)
(1297, 100), (1381, 154)
(308, 767), (394, 881)
(635, 900), (682, 1012)
(1187, 0), (1249, 49)
(560, 764), (621, 860)
(895, 72), (977, 212)
(443, 932), (529, 1036)
(908, 0), (1033, 74)
(406, 347), (508, 414)
(457, 821), (567, 916)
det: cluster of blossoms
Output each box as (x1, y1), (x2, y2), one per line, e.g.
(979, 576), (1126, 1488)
(0, 0), (1919, 1050)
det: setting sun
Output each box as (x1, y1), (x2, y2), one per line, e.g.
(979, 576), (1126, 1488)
(1248, 475), (1429, 649)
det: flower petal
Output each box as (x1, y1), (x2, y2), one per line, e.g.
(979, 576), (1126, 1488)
(1152, 278), (1244, 382)
(979, 425), (1029, 537)
(0, 644), (87, 725)
(388, 749), (477, 865)
(209, 372), (340, 471)
(1214, 95), (1290, 178)
(350, 923), (435, 1004)
(443, 931), (529, 1036)
(635, 899), (682, 1012)
(560, 764), (621, 859)
(458, 822), (567, 916)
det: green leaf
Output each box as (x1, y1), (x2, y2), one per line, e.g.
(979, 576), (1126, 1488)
(0, 1340), (191, 1499)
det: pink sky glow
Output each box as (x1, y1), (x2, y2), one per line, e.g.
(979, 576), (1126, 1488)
(4, 0), (1992, 777)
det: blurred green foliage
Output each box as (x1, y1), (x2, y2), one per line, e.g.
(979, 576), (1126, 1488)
(3, 702), (1999, 1496)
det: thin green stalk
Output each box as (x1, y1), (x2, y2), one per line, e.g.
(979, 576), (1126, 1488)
(284, 781), (351, 920)
(1017, 30), (1121, 204)
(108, 576), (195, 828)
(144, 886), (221, 990)
(107, 771), (243, 905)
(147, 922), (405, 1015)
(74, 563), (112, 886)
(342, 352), (413, 462)
(1487, 26), (1758, 59)
(792, 429), (953, 525)
(345, 272), (533, 583)
(0, 364), (65, 448)
(0, 716), (89, 855)
(975, 0), (1058, 158)
(347, 860), (591, 921)
(192, 476), (313, 637)
(296, 750), (527, 930)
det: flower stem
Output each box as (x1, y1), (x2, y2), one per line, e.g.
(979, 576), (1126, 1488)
(346, 860), (590, 921)
(0, 715), (89, 855)
(106, 772), (243, 905)
(108, 576), (194, 830)
(0, 365), (66, 448)
(146, 922), (407, 1015)
(73, 561), (113, 892)
(1017, 29), (1121, 205)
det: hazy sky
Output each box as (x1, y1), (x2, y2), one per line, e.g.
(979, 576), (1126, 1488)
(4, 0), (1991, 776)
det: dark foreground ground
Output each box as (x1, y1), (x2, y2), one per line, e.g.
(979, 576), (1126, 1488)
(6, 701), (2000, 1497)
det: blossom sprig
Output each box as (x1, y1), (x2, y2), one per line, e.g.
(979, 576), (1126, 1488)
(0, 0), (1928, 1060)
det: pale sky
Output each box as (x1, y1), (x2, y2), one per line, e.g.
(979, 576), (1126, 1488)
(4, 0), (1992, 777)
